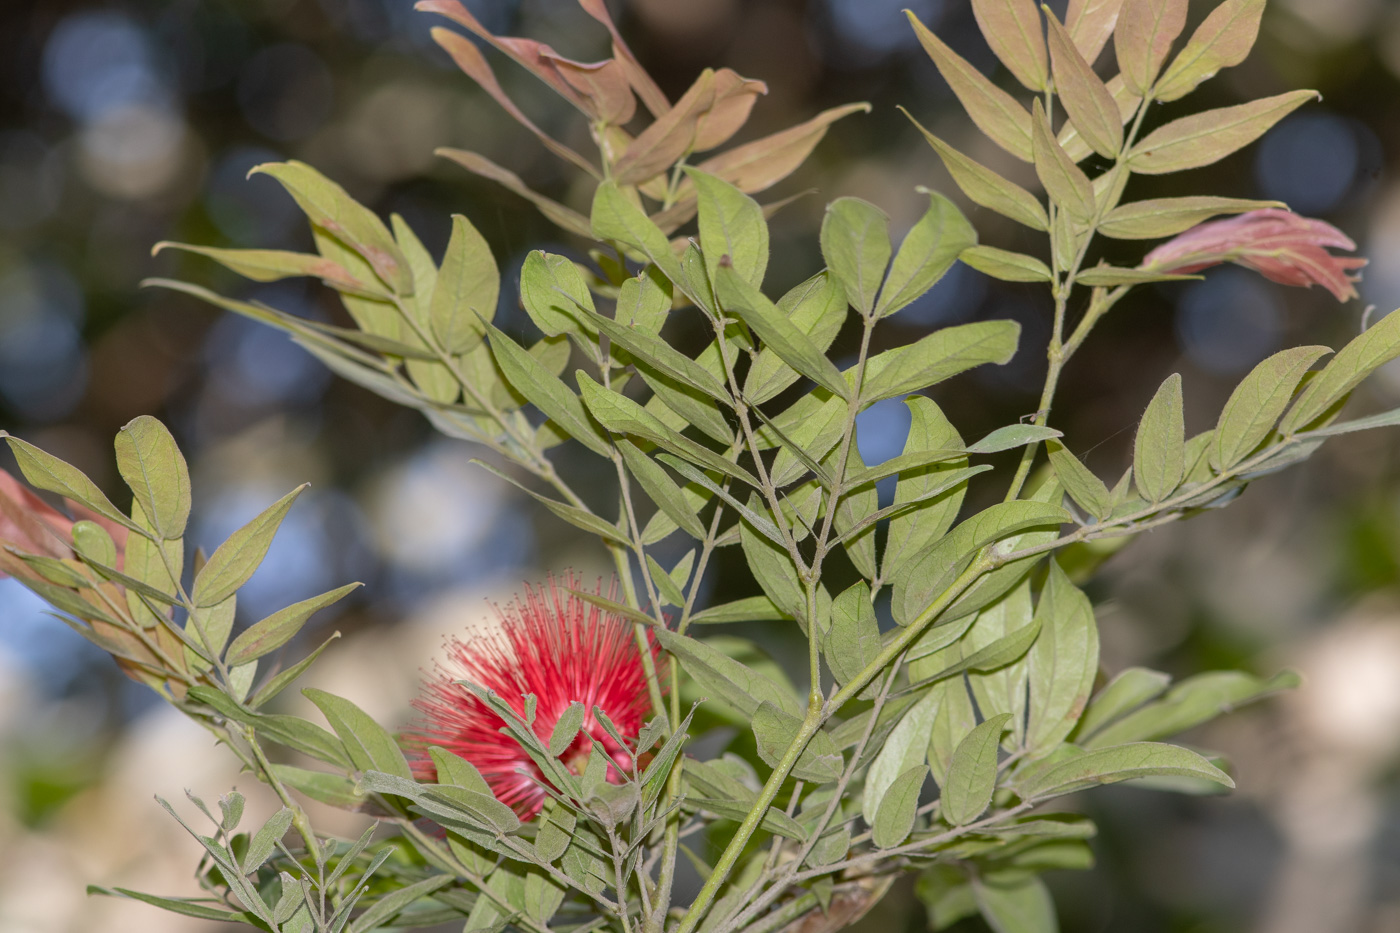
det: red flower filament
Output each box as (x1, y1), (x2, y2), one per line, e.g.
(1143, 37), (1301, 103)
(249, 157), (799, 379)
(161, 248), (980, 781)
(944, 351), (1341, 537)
(409, 576), (656, 819)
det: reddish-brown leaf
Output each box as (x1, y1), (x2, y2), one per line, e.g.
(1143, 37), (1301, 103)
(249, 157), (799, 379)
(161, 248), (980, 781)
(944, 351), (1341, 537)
(1114, 0), (1188, 95)
(1046, 10), (1123, 158)
(1066, 0), (1127, 63)
(1154, 0), (1265, 102)
(543, 54), (636, 125)
(573, 0), (671, 117)
(1126, 89), (1318, 174)
(429, 27), (599, 178)
(688, 102), (871, 194)
(907, 10), (1033, 162)
(971, 0), (1048, 91)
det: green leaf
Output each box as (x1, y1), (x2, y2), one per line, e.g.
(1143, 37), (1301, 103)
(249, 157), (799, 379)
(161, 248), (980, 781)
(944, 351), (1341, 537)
(1155, 0), (1266, 102)
(226, 584), (359, 668)
(1074, 266), (1200, 286)
(907, 11), (1033, 161)
(690, 595), (788, 625)
(821, 197), (891, 315)
(304, 688), (413, 778)
(1071, 667), (1171, 741)
(744, 273), (848, 404)
(687, 168), (769, 287)
(1114, 0), (1188, 95)
(577, 372), (759, 487)
(655, 629), (803, 718)
(1282, 310), (1400, 434)
(883, 398), (967, 586)
(590, 182), (686, 292)
(1298, 406), (1400, 438)
(894, 500), (1069, 626)
(1024, 562), (1098, 757)
(270, 763), (364, 808)
(1213, 346), (1330, 469)
(1021, 741), (1234, 799)
(349, 876), (455, 933)
(738, 496), (805, 619)
(192, 486), (305, 607)
(1133, 373), (1184, 503)
(471, 459), (631, 546)
(873, 764), (927, 848)
(114, 416), (191, 541)
(962, 583), (1033, 739)
(1047, 442), (1111, 519)
(943, 713), (1011, 825)
(864, 687), (940, 824)
(971, 874), (1057, 933)
(1031, 99), (1095, 223)
(519, 250), (594, 338)
(751, 702), (844, 783)
(483, 325), (610, 457)
(714, 265), (849, 400)
(824, 582), (883, 690)
(876, 189), (979, 317)
(618, 441), (708, 540)
(616, 268), (672, 333)
(247, 633), (341, 708)
(1098, 196), (1283, 239)
(1126, 90), (1319, 174)
(1046, 8), (1122, 158)
(861, 320), (1020, 403)
(1085, 669), (1298, 747)
(586, 309), (730, 403)
(250, 161), (411, 293)
(243, 807), (294, 873)
(432, 214), (498, 354)
(88, 887), (260, 925)
(960, 246), (1052, 283)
(2, 436), (139, 533)
(904, 113), (1047, 231)
(548, 701), (585, 757)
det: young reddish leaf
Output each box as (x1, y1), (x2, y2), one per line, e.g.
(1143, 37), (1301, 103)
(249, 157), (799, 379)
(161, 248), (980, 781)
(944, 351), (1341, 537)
(613, 70), (722, 184)
(971, 0), (1048, 91)
(907, 10), (1034, 162)
(1154, 0), (1266, 102)
(1031, 100), (1095, 223)
(1046, 9), (1123, 158)
(435, 149), (593, 239)
(420, 0), (603, 118)
(1142, 208), (1366, 302)
(1058, 75), (1139, 162)
(1098, 196), (1283, 239)
(1066, 0), (1126, 63)
(692, 70), (768, 152)
(904, 109), (1047, 231)
(543, 54), (636, 125)
(1126, 90), (1319, 174)
(152, 243), (371, 294)
(1114, 0), (1188, 95)
(429, 27), (599, 179)
(691, 103), (871, 194)
(572, 0), (670, 117)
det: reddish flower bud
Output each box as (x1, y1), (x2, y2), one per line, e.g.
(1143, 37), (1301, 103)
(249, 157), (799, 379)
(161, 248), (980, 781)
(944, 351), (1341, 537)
(1141, 208), (1366, 302)
(408, 574), (658, 819)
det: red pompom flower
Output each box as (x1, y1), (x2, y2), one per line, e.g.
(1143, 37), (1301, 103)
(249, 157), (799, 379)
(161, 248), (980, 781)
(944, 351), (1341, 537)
(1141, 208), (1366, 302)
(408, 575), (657, 819)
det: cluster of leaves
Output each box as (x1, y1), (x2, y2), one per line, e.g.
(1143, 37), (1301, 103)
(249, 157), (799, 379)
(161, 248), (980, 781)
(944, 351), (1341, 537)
(3, 0), (1397, 932)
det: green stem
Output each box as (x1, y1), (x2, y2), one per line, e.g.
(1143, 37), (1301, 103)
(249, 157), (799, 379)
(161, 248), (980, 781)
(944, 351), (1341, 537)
(674, 560), (989, 933)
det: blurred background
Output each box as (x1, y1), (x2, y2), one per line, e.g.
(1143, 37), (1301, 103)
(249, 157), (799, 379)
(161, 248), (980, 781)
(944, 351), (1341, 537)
(2, 0), (1400, 930)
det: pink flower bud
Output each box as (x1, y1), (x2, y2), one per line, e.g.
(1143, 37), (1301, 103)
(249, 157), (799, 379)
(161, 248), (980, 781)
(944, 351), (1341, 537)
(1141, 209), (1366, 302)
